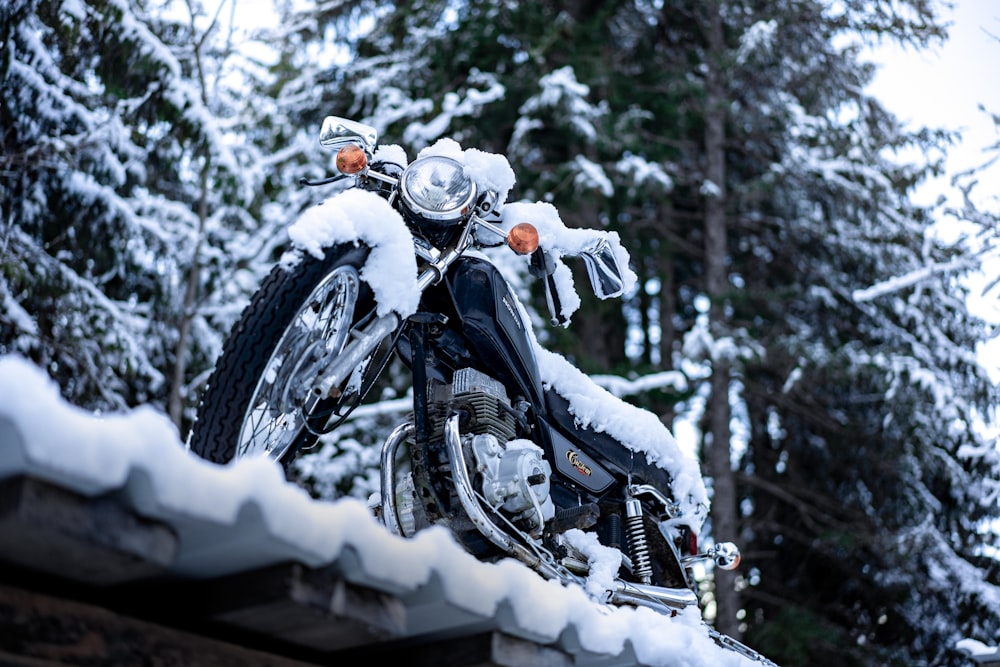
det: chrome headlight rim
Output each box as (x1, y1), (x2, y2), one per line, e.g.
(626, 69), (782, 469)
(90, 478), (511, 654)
(399, 155), (477, 225)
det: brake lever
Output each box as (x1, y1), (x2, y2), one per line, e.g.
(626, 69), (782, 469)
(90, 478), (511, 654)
(530, 248), (569, 327)
(298, 174), (351, 187)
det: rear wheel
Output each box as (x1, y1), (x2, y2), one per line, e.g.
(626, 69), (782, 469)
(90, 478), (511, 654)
(189, 244), (392, 465)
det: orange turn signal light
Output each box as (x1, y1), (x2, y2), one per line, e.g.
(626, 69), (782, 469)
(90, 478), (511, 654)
(507, 223), (539, 255)
(336, 144), (368, 174)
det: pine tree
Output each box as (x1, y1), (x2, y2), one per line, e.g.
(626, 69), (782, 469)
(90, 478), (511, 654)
(0, 0), (264, 431)
(694, 2), (1000, 664)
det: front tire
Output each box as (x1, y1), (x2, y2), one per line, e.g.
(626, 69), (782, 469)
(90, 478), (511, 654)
(189, 244), (387, 465)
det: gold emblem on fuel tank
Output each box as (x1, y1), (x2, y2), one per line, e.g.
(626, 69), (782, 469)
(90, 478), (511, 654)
(566, 450), (592, 476)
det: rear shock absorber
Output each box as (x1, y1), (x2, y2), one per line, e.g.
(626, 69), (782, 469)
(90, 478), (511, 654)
(624, 497), (653, 583)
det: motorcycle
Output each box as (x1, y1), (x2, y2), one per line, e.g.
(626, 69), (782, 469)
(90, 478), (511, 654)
(188, 116), (771, 663)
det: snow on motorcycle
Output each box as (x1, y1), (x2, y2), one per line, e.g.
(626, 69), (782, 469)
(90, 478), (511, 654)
(188, 116), (772, 663)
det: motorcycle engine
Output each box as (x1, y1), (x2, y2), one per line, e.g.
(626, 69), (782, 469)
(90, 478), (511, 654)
(428, 368), (554, 536)
(470, 433), (554, 534)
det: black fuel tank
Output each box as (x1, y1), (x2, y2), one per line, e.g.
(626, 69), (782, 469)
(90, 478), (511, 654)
(446, 257), (545, 405)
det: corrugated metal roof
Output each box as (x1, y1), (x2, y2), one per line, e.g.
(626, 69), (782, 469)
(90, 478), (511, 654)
(0, 404), (773, 667)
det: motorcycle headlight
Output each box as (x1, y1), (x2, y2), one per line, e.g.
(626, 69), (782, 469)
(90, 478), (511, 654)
(399, 156), (477, 227)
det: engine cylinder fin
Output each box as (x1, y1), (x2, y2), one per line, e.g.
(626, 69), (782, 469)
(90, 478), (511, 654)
(421, 368), (518, 444)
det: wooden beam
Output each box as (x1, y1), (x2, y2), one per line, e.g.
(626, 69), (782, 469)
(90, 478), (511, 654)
(347, 630), (575, 667)
(198, 561), (407, 652)
(0, 476), (176, 585)
(0, 583), (318, 666)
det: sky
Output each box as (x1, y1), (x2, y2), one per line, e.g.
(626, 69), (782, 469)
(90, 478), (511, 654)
(866, 0), (1000, 209)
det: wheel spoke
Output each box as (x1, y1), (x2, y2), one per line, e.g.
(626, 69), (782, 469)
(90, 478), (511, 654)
(237, 265), (361, 460)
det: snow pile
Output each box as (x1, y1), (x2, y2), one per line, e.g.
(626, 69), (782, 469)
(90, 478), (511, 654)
(0, 354), (752, 666)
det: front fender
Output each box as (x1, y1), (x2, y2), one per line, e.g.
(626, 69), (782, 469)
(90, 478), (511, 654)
(282, 189), (420, 318)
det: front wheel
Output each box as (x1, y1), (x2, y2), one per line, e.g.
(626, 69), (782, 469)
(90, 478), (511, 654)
(189, 244), (391, 465)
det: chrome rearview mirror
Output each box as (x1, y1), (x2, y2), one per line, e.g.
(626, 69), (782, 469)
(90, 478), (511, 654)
(580, 237), (626, 299)
(319, 116), (378, 153)
(681, 541), (742, 571)
(709, 542), (742, 570)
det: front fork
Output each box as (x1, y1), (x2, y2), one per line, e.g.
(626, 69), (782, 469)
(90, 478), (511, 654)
(307, 233), (469, 406)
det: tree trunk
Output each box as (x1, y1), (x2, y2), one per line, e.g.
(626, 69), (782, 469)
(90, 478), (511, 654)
(168, 161), (207, 427)
(703, 0), (741, 640)
(169, 11), (216, 429)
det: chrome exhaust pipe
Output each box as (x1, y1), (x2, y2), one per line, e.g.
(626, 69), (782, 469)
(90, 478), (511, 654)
(609, 580), (699, 610)
(443, 413), (571, 582)
(379, 422), (414, 536)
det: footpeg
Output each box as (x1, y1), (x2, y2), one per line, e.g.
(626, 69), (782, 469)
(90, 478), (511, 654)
(551, 503), (600, 532)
